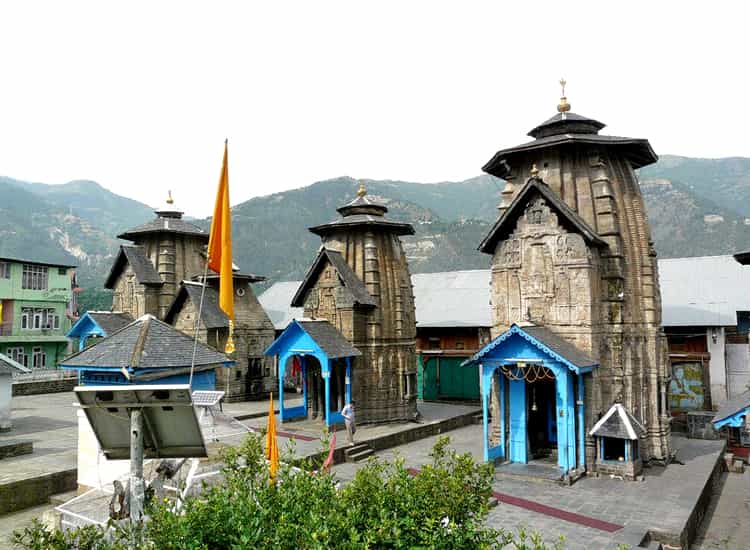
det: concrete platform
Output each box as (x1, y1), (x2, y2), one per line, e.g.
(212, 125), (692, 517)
(0, 393), (79, 514)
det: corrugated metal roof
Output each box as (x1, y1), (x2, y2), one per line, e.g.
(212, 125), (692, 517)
(260, 255), (750, 331)
(258, 281), (304, 330)
(412, 270), (492, 328)
(658, 255), (750, 327)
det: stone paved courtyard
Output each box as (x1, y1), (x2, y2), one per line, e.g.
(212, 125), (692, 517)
(0, 392), (742, 550)
(331, 426), (725, 549)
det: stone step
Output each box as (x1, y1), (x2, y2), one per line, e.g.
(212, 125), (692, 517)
(0, 439), (33, 460)
(49, 490), (78, 506)
(344, 443), (371, 457)
(346, 448), (375, 463)
(472, 413), (483, 425)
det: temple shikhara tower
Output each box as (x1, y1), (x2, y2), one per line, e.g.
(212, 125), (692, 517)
(95, 193), (276, 400)
(466, 82), (670, 479)
(267, 182), (418, 425)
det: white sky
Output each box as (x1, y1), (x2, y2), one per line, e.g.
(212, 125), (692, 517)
(1, 1), (748, 217)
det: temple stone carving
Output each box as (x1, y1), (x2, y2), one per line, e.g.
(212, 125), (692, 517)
(480, 92), (670, 463)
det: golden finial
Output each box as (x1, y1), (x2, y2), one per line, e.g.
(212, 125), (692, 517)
(557, 78), (571, 113)
(357, 180), (367, 198)
(530, 164), (539, 178)
(166, 190), (174, 205)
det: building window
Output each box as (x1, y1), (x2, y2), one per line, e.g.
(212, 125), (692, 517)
(428, 337), (441, 350)
(0, 262), (9, 279)
(6, 347), (27, 367)
(58, 267), (67, 275)
(455, 341), (465, 350)
(32, 347), (46, 369)
(21, 308), (59, 330)
(22, 264), (48, 290)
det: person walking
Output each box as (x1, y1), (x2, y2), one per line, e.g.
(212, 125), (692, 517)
(341, 400), (356, 446)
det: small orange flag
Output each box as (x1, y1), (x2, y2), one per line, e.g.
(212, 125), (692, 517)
(207, 140), (235, 353)
(265, 392), (280, 483)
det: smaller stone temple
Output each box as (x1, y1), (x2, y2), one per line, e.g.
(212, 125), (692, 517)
(165, 274), (276, 401)
(94, 193), (274, 400)
(265, 182), (418, 424)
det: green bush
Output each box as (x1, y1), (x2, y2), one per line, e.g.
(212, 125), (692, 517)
(12, 435), (567, 549)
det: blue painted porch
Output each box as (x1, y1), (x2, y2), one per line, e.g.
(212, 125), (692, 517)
(464, 324), (597, 475)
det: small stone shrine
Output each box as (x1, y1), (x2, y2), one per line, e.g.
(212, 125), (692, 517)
(590, 403), (647, 480)
(275, 182), (418, 424)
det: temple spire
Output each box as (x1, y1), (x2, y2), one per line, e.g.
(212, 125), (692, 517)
(557, 78), (571, 113)
(357, 179), (367, 198)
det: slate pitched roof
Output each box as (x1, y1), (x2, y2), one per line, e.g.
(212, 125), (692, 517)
(713, 390), (750, 426)
(87, 312), (134, 335)
(590, 403), (646, 440)
(478, 177), (607, 254)
(297, 320), (361, 359)
(309, 215), (414, 237)
(165, 282), (228, 329)
(291, 248), (376, 308)
(104, 245), (163, 289)
(526, 112), (606, 139)
(482, 109), (657, 179)
(60, 314), (233, 370)
(0, 352), (31, 374)
(118, 216), (208, 241)
(522, 325), (597, 369)
(463, 323), (598, 373)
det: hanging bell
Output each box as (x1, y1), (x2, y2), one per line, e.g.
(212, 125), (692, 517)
(531, 387), (538, 412)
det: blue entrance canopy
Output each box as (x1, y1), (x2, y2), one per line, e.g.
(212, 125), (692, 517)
(463, 323), (598, 374)
(264, 319), (360, 426)
(462, 323), (598, 474)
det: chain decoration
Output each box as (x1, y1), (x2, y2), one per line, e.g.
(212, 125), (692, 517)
(500, 363), (556, 383)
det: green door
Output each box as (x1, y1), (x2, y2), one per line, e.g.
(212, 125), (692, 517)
(422, 357), (439, 401)
(438, 357), (479, 400)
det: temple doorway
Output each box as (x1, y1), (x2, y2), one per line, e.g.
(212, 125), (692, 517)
(305, 356), (326, 422)
(527, 377), (557, 461)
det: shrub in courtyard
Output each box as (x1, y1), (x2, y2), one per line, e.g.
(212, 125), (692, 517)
(12, 434), (565, 549)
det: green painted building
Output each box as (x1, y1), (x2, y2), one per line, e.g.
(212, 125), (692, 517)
(0, 256), (77, 369)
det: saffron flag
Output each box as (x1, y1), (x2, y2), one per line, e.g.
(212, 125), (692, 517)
(322, 432), (336, 472)
(207, 141), (235, 353)
(266, 392), (280, 483)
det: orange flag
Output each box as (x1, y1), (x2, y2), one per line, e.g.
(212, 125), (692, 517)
(207, 140), (235, 353)
(266, 392), (280, 483)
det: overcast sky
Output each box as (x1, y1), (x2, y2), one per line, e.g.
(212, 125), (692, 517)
(1, 1), (747, 217)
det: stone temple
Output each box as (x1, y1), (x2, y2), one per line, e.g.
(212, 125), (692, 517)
(266, 182), (418, 425)
(465, 86), (670, 478)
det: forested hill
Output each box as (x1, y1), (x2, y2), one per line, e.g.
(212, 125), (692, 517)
(2, 156), (750, 311)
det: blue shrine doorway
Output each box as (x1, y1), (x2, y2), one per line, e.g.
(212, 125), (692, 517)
(463, 324), (598, 475)
(264, 319), (361, 428)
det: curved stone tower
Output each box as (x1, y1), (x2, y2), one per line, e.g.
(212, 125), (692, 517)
(294, 182), (418, 423)
(480, 90), (670, 461)
(107, 193), (207, 319)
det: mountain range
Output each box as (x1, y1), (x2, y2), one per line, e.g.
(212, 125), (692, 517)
(2, 155), (750, 312)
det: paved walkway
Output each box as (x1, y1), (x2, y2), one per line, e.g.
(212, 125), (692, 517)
(0, 393), (78, 486)
(331, 427), (725, 549)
